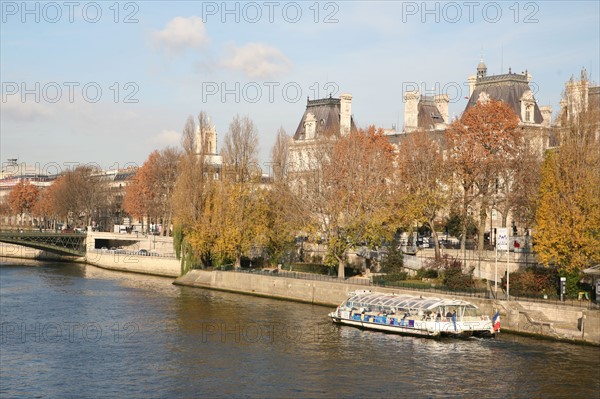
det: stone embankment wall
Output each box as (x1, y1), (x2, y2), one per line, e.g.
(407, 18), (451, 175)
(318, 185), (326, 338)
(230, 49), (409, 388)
(0, 243), (84, 262)
(0, 242), (180, 278)
(84, 231), (180, 277)
(175, 270), (600, 345)
(85, 231), (175, 256)
(85, 250), (180, 277)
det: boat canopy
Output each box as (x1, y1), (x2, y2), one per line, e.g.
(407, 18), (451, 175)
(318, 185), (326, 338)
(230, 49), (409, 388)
(343, 291), (479, 312)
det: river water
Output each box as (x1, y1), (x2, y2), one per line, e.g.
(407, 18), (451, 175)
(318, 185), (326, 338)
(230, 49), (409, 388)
(1, 259), (598, 399)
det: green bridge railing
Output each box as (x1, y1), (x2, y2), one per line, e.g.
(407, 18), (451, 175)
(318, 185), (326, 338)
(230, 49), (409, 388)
(0, 231), (86, 256)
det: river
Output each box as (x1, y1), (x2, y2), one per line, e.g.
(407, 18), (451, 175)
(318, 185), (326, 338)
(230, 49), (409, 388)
(1, 259), (598, 398)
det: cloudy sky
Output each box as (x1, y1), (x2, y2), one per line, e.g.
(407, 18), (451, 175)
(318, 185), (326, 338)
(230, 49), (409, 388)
(2, 1), (598, 172)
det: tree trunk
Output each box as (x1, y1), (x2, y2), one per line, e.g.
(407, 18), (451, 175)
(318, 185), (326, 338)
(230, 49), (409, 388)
(337, 258), (346, 279)
(478, 206), (487, 256)
(235, 253), (242, 269)
(460, 189), (468, 252)
(428, 219), (441, 259)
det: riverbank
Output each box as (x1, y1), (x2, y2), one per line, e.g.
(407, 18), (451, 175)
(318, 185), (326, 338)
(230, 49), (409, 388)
(0, 242), (180, 277)
(174, 269), (600, 345)
(2, 241), (597, 345)
(85, 249), (180, 278)
(0, 242), (85, 262)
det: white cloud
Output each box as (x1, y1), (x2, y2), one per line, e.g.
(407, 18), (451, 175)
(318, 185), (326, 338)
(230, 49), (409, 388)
(153, 16), (209, 55)
(221, 43), (292, 79)
(1, 99), (53, 122)
(150, 130), (181, 147)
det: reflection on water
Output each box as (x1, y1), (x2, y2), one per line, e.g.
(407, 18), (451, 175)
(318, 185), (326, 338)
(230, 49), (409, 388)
(1, 258), (599, 399)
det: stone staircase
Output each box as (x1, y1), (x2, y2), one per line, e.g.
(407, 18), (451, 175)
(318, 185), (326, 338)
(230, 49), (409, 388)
(497, 301), (565, 339)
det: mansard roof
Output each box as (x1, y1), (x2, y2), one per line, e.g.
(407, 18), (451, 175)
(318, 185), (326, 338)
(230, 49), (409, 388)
(465, 72), (543, 124)
(293, 96), (357, 140)
(418, 96), (445, 129)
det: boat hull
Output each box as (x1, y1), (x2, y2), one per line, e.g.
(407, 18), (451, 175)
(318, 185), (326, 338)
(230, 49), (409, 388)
(330, 314), (440, 337)
(329, 312), (495, 339)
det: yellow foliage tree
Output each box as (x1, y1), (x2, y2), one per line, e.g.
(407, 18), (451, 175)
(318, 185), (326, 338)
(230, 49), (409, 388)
(534, 107), (600, 272)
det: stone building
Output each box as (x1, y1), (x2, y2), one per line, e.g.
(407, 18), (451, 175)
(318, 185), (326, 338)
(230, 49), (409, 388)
(0, 159), (55, 227)
(403, 91), (449, 133)
(287, 94), (357, 175)
(558, 67), (600, 130)
(195, 119), (223, 174)
(465, 60), (553, 155)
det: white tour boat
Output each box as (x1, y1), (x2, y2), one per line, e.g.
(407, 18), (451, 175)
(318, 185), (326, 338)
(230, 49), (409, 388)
(329, 290), (496, 338)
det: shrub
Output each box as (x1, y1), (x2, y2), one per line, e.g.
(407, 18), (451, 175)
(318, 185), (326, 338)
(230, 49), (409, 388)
(416, 268), (439, 279)
(501, 266), (559, 298)
(380, 237), (404, 274)
(381, 272), (409, 282)
(438, 256), (471, 290)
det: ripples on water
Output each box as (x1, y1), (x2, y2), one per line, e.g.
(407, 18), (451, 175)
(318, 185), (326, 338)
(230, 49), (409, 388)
(1, 259), (599, 398)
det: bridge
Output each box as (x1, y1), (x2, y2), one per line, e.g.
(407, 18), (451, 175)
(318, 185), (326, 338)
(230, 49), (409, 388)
(0, 231), (87, 256)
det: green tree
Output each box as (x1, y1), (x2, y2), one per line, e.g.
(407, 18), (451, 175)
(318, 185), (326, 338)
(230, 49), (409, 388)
(380, 236), (404, 276)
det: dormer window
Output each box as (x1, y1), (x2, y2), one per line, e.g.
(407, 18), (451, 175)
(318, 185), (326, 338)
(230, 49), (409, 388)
(520, 90), (535, 124)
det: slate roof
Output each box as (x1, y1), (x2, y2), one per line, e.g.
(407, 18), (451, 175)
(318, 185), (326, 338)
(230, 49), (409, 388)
(293, 97), (357, 140)
(418, 96), (445, 129)
(465, 73), (543, 124)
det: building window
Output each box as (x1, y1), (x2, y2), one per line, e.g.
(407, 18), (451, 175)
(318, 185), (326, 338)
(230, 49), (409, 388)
(525, 105), (532, 122)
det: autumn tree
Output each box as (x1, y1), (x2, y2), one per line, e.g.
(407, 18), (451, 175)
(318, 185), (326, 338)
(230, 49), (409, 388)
(221, 115), (260, 183)
(446, 99), (521, 252)
(212, 181), (269, 268)
(302, 126), (398, 278)
(496, 138), (543, 231)
(396, 130), (448, 259)
(32, 188), (57, 229)
(197, 114), (268, 268)
(270, 127), (290, 182)
(7, 180), (40, 226)
(124, 148), (180, 234)
(173, 111), (222, 269)
(122, 166), (148, 227)
(263, 131), (306, 265)
(43, 166), (110, 228)
(534, 102), (600, 273)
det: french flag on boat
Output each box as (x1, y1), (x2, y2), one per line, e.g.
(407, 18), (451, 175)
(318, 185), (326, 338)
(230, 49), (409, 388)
(492, 311), (501, 332)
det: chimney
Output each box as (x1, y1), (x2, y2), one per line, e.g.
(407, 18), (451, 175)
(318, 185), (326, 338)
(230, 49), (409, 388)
(539, 106), (553, 128)
(403, 91), (420, 132)
(340, 93), (352, 136)
(434, 94), (449, 125)
(468, 75), (477, 97)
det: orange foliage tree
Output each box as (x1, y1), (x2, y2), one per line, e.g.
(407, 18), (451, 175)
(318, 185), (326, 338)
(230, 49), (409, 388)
(124, 148), (180, 234)
(446, 99), (521, 251)
(396, 130), (449, 259)
(304, 125), (398, 277)
(7, 180), (40, 226)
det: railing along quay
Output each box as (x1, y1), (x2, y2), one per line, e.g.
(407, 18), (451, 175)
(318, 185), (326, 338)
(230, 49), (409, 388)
(215, 267), (599, 310)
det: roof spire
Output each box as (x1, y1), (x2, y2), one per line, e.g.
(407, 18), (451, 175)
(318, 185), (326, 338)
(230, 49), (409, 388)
(477, 58), (487, 79)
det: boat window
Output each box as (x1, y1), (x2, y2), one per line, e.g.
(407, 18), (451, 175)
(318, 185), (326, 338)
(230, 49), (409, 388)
(463, 307), (482, 317)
